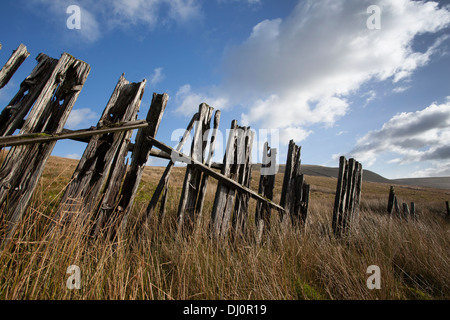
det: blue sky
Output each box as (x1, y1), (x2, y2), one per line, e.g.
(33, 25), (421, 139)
(1, 0), (450, 179)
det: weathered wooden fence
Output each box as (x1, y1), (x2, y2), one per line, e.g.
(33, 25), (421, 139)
(0, 44), (367, 244)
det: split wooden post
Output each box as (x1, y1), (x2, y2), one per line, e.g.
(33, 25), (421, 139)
(0, 54), (58, 137)
(332, 156), (363, 237)
(55, 75), (146, 229)
(194, 110), (221, 228)
(0, 53), (90, 241)
(231, 127), (255, 240)
(332, 156), (347, 235)
(177, 104), (214, 234)
(114, 93), (168, 234)
(280, 140), (310, 228)
(210, 120), (238, 239)
(387, 186), (396, 215)
(255, 142), (276, 244)
(348, 160), (362, 227)
(0, 44), (30, 89)
(280, 140), (301, 224)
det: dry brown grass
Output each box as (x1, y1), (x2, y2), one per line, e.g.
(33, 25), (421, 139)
(0, 156), (449, 300)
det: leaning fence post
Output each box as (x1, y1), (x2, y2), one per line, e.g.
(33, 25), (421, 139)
(115, 93), (168, 235)
(57, 75), (146, 228)
(0, 53), (90, 242)
(332, 156), (347, 236)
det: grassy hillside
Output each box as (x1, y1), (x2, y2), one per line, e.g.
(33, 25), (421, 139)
(0, 155), (449, 300)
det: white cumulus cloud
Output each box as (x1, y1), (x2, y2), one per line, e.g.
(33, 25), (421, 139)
(215, 0), (450, 144)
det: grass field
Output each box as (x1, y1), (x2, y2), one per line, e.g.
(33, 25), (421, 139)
(0, 155), (449, 300)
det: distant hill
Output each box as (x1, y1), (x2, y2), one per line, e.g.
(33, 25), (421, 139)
(252, 164), (450, 190)
(392, 177), (450, 190)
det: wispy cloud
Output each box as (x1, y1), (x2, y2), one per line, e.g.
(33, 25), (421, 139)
(174, 84), (228, 116)
(66, 108), (99, 129)
(228, 0), (450, 138)
(27, 0), (202, 43)
(147, 67), (165, 87)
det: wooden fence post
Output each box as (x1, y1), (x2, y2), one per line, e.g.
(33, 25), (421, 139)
(113, 93), (168, 235)
(387, 186), (396, 215)
(280, 140), (310, 228)
(0, 53), (58, 137)
(0, 53), (90, 241)
(332, 156), (362, 237)
(231, 127), (255, 240)
(0, 44), (30, 89)
(177, 103), (214, 234)
(255, 142), (276, 244)
(332, 156), (347, 235)
(56, 75), (146, 227)
(195, 110), (221, 228)
(210, 120), (239, 240)
(280, 140), (301, 225)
